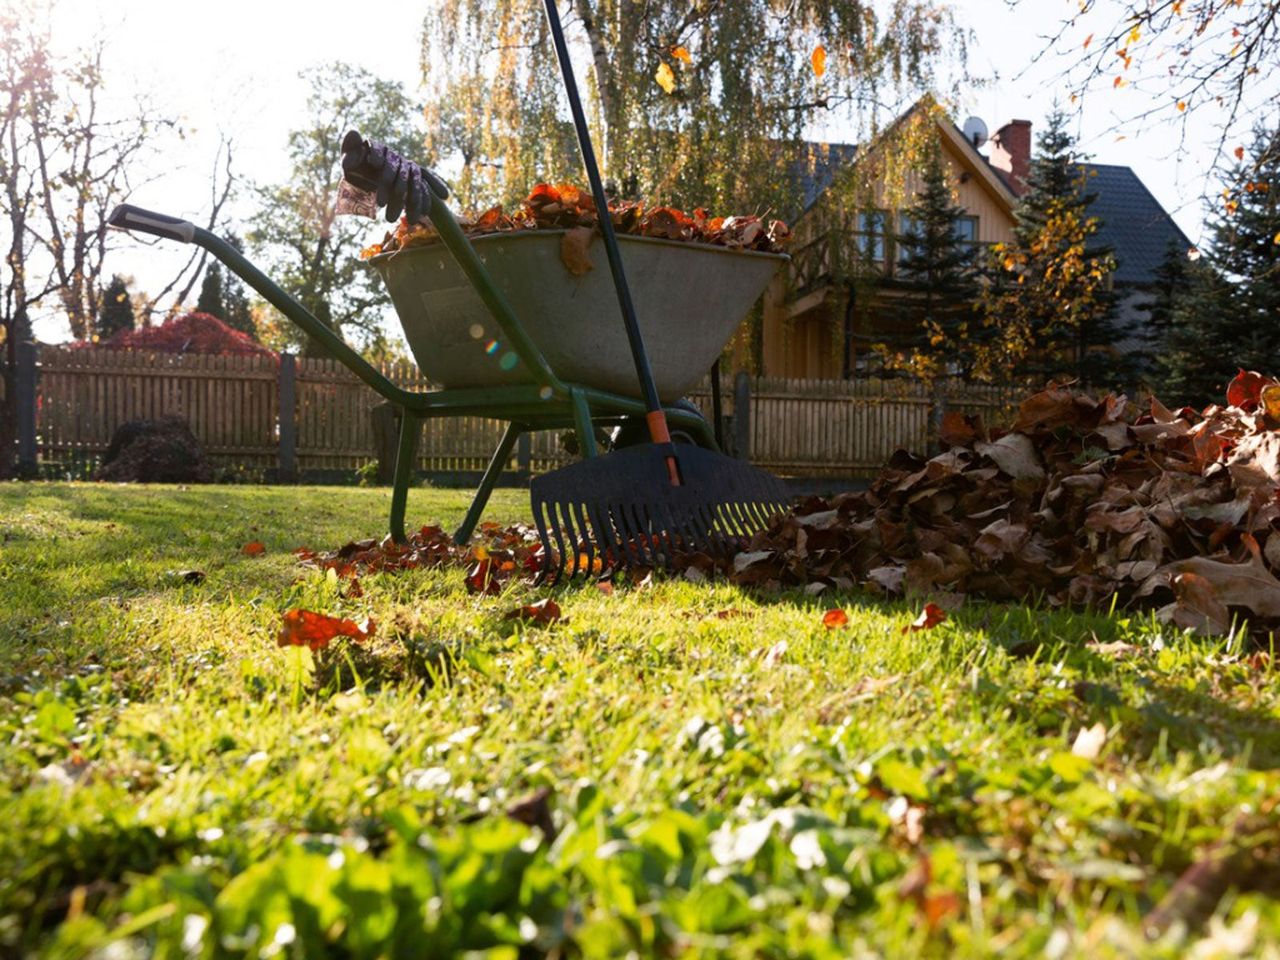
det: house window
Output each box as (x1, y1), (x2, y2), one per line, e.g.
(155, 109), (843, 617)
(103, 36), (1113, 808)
(856, 211), (888, 262)
(954, 216), (978, 247)
(899, 214), (922, 263)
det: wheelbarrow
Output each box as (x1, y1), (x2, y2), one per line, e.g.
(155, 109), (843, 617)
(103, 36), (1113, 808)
(106, 189), (786, 551)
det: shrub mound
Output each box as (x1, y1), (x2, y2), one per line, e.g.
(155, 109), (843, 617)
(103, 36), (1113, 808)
(96, 416), (213, 483)
(92, 311), (273, 357)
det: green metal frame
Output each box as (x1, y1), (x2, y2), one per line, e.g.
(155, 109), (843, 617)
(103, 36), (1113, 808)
(185, 201), (717, 545)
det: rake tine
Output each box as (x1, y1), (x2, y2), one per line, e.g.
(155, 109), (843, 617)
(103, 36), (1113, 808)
(610, 502), (646, 568)
(590, 502), (625, 575)
(546, 500), (572, 583)
(558, 501), (584, 578)
(718, 501), (748, 540)
(531, 497), (551, 583)
(571, 501), (597, 576)
(625, 502), (656, 567)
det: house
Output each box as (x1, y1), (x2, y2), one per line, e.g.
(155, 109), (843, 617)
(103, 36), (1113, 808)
(749, 101), (1191, 379)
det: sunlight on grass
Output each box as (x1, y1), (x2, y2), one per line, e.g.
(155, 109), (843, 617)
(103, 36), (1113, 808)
(1, 483), (1278, 957)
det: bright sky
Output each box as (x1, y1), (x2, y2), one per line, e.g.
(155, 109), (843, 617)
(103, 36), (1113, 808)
(30, 0), (1275, 343)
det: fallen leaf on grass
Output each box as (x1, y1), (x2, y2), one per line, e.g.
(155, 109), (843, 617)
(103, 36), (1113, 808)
(595, 580), (614, 596)
(241, 541), (265, 556)
(904, 603), (947, 633)
(503, 598), (562, 625)
(466, 557), (501, 595)
(1071, 722), (1108, 759)
(898, 854), (962, 930)
(822, 608), (849, 629)
(169, 569), (206, 585)
(506, 786), (557, 841)
(277, 609), (376, 651)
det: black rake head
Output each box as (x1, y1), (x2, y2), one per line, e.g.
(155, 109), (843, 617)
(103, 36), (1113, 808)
(529, 445), (791, 581)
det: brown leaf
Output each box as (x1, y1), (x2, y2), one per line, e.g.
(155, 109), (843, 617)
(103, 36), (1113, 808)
(559, 226), (595, 276)
(1161, 571), (1232, 635)
(241, 541), (266, 556)
(975, 433), (1045, 481)
(503, 598), (562, 625)
(277, 609), (376, 651)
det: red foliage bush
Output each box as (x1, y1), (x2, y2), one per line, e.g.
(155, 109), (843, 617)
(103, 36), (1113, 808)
(87, 312), (275, 358)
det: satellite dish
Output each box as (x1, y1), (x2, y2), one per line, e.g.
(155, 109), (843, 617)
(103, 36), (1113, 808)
(962, 116), (989, 149)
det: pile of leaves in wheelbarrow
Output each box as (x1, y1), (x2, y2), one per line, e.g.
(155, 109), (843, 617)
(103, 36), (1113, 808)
(722, 370), (1280, 639)
(291, 370), (1280, 641)
(359, 181), (791, 269)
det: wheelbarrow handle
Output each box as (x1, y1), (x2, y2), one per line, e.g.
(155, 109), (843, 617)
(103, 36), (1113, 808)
(106, 202), (424, 410)
(107, 204), (196, 243)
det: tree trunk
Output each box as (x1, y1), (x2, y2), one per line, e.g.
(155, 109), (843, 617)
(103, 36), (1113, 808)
(573, 0), (615, 175)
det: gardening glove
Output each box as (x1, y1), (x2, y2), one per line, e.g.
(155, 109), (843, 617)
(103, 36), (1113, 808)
(340, 130), (448, 225)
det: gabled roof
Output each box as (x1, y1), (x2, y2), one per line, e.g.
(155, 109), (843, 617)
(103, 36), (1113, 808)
(791, 141), (860, 217)
(1082, 164), (1192, 285)
(790, 100), (1019, 222)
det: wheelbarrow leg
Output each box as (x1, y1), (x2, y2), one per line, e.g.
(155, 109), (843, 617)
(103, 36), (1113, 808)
(453, 421), (523, 545)
(389, 409), (420, 544)
(570, 388), (598, 458)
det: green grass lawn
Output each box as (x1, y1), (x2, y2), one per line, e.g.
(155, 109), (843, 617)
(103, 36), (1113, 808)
(2, 482), (1279, 958)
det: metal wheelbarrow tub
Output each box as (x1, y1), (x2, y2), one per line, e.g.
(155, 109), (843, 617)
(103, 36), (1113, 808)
(372, 231), (785, 402)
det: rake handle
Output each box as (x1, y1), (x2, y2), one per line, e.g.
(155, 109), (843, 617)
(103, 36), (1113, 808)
(541, 0), (681, 486)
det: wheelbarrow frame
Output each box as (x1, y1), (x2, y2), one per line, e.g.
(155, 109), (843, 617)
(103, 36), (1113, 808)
(111, 201), (723, 546)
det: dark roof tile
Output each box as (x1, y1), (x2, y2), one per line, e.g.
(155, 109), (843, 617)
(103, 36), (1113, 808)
(1080, 164), (1191, 285)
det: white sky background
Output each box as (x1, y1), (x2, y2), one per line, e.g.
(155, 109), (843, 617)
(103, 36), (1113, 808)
(28, 0), (1277, 343)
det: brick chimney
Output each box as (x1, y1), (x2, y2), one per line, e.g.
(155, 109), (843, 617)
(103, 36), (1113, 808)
(989, 119), (1032, 196)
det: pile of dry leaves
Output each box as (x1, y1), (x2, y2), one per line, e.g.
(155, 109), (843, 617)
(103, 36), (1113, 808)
(281, 372), (1280, 642)
(726, 371), (1280, 638)
(361, 181), (791, 267)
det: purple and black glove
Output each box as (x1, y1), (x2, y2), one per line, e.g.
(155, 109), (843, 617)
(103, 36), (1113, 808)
(340, 130), (449, 224)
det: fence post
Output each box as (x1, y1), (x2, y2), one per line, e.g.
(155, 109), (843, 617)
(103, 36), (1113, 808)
(278, 353), (297, 481)
(16, 340), (37, 478)
(733, 371), (751, 460)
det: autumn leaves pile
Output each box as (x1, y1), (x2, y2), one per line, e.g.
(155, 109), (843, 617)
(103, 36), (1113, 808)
(360, 181), (791, 273)
(727, 371), (1280, 639)
(280, 372), (1280, 650)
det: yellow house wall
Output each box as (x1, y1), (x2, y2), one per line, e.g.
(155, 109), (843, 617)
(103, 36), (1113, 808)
(758, 115), (1018, 379)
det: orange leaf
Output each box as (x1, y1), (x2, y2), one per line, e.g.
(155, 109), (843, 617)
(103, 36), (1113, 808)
(811, 44), (827, 78)
(595, 580), (615, 596)
(671, 45), (691, 64)
(904, 603), (947, 633)
(277, 609), (376, 651)
(1082, 32), (1093, 50)
(823, 608), (849, 629)
(242, 541), (265, 556)
(1234, 145), (1245, 161)
(503, 598), (562, 625)
(1176, 100), (1187, 112)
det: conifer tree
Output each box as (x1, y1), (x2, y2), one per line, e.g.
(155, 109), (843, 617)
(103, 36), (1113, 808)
(220, 235), (256, 338)
(195, 263), (225, 318)
(883, 147), (980, 379)
(1139, 239), (1194, 385)
(94, 274), (135, 339)
(1157, 259), (1234, 404)
(1156, 122), (1280, 405)
(977, 110), (1123, 386)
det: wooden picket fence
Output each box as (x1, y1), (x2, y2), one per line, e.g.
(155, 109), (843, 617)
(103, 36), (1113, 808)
(29, 347), (1014, 479)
